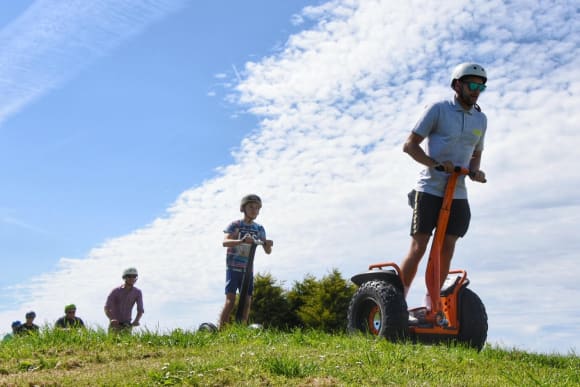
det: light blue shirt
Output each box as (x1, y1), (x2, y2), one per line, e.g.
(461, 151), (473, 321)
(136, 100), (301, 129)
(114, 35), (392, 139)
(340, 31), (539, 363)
(413, 97), (486, 199)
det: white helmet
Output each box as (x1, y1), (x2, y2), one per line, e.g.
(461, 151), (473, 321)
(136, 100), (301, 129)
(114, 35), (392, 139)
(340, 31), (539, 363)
(450, 63), (487, 87)
(122, 267), (138, 278)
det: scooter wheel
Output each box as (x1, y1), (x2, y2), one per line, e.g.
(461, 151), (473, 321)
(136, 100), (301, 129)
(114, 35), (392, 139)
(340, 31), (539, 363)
(347, 280), (408, 342)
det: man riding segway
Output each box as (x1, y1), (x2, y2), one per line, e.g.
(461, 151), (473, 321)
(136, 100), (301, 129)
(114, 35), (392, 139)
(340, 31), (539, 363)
(347, 63), (489, 350)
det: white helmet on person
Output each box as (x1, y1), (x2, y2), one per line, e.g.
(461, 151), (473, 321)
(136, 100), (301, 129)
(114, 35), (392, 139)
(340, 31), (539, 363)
(240, 194), (262, 212)
(122, 267), (138, 278)
(450, 62), (487, 88)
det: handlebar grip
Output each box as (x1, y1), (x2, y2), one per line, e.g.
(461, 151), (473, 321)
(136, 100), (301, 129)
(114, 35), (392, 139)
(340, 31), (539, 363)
(434, 165), (462, 173)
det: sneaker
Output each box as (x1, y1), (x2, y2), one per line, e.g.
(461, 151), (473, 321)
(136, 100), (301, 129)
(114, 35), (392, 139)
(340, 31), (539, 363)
(408, 308), (427, 325)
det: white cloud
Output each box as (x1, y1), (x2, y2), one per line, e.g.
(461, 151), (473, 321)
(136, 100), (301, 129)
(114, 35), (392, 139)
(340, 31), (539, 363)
(1, 0), (579, 355)
(0, 0), (187, 124)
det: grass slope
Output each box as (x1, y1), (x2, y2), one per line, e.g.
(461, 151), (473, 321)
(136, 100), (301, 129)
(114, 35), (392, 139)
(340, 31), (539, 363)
(0, 327), (578, 386)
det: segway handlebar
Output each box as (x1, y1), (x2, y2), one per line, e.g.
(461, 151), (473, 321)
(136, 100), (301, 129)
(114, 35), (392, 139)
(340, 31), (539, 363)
(241, 233), (265, 246)
(435, 165), (486, 183)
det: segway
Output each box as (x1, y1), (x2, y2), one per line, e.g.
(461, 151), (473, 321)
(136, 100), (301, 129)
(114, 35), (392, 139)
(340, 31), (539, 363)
(347, 166), (488, 351)
(197, 235), (263, 332)
(235, 235), (263, 323)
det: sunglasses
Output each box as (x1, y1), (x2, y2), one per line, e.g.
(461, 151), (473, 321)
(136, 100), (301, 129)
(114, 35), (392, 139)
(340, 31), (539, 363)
(125, 275), (138, 279)
(461, 81), (486, 92)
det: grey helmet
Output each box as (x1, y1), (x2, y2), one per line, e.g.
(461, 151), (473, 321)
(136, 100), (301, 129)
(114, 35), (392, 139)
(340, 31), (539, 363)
(450, 63), (487, 88)
(240, 194), (262, 212)
(122, 267), (138, 278)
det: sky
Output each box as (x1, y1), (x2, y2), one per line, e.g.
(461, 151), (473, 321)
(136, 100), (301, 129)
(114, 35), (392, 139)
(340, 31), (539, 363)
(0, 0), (578, 356)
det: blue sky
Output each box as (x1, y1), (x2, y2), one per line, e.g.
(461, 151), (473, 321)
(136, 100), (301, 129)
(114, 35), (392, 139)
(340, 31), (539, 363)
(1, 0), (579, 356)
(0, 0), (312, 283)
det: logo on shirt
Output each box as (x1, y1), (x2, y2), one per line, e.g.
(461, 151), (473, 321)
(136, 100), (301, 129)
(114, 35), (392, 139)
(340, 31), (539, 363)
(472, 129), (482, 137)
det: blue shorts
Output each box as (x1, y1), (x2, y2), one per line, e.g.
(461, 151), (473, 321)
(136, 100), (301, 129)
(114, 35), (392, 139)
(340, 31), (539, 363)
(225, 268), (254, 296)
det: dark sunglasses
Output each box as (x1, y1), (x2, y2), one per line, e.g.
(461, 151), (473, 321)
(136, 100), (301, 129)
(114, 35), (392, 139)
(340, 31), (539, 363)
(125, 275), (138, 279)
(461, 81), (486, 92)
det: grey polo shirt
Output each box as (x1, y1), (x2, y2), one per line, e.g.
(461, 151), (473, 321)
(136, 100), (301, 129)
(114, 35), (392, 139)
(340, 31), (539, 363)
(412, 97), (486, 199)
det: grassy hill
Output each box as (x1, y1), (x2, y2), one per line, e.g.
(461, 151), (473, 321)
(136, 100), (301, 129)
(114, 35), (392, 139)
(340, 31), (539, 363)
(0, 327), (578, 386)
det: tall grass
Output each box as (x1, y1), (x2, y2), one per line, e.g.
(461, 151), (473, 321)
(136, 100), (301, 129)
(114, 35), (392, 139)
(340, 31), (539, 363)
(0, 326), (578, 386)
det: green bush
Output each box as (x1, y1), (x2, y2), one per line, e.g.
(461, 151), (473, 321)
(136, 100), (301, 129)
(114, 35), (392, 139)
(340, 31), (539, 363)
(250, 273), (296, 328)
(251, 268), (356, 332)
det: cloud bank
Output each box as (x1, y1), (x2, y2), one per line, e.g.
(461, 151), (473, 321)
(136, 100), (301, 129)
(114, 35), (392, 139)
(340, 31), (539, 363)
(2, 0), (579, 355)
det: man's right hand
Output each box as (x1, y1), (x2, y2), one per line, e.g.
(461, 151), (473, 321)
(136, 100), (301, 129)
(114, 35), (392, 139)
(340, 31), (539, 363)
(434, 160), (454, 173)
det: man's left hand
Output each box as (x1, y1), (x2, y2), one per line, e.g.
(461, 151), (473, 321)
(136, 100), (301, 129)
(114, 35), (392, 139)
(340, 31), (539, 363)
(470, 170), (487, 183)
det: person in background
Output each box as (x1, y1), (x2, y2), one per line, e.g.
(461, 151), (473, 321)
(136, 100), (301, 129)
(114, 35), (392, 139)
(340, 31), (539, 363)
(219, 194), (273, 328)
(2, 321), (21, 341)
(55, 304), (85, 329)
(104, 267), (144, 333)
(19, 311), (40, 334)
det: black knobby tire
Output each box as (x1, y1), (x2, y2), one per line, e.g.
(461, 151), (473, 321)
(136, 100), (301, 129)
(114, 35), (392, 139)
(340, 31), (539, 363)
(347, 280), (408, 342)
(457, 287), (488, 351)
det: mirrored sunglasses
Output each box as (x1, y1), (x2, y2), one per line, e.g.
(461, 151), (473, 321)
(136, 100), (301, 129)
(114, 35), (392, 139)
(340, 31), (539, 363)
(462, 81), (486, 92)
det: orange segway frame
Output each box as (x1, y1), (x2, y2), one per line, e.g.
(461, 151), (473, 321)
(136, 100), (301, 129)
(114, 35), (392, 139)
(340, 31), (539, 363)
(410, 166), (470, 337)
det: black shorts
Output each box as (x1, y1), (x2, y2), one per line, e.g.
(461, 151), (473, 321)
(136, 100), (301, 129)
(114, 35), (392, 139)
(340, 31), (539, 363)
(408, 190), (471, 237)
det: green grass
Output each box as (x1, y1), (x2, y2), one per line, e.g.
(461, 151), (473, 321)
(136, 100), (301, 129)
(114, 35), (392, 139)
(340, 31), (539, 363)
(0, 326), (578, 386)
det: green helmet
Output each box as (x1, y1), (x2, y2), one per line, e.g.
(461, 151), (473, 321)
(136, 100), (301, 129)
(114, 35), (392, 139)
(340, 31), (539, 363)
(450, 62), (487, 88)
(240, 194), (262, 212)
(64, 304), (76, 313)
(122, 267), (138, 278)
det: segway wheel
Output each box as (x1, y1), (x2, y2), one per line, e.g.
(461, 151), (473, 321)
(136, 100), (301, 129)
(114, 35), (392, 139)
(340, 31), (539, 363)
(457, 288), (487, 351)
(347, 280), (408, 342)
(198, 322), (218, 333)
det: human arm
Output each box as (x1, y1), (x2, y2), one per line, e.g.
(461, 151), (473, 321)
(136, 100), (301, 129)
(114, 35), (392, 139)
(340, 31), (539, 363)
(263, 239), (273, 255)
(104, 306), (119, 327)
(132, 311), (143, 326)
(104, 291), (120, 326)
(403, 132), (454, 172)
(223, 232), (254, 248)
(468, 150), (486, 182)
(132, 290), (144, 326)
(55, 317), (65, 329)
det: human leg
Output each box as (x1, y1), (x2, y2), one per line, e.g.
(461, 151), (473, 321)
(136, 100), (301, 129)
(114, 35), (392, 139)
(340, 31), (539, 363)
(219, 293), (236, 327)
(220, 269), (244, 327)
(400, 232), (430, 296)
(402, 191), (440, 296)
(440, 235), (459, 287)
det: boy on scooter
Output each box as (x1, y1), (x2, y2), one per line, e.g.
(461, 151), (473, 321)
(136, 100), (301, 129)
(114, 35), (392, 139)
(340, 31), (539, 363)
(219, 194), (273, 327)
